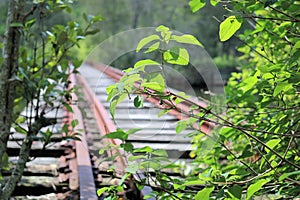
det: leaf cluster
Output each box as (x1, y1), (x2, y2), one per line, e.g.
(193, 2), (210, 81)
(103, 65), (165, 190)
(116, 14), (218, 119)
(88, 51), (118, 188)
(101, 0), (300, 199)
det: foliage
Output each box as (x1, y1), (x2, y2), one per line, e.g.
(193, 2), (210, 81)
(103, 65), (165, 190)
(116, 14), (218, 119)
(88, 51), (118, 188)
(102, 0), (300, 199)
(213, 54), (240, 70)
(106, 25), (203, 120)
(73, 0), (237, 63)
(0, 0), (101, 198)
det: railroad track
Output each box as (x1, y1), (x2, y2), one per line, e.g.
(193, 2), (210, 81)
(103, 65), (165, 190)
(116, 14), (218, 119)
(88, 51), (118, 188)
(76, 62), (212, 198)
(5, 61), (210, 199)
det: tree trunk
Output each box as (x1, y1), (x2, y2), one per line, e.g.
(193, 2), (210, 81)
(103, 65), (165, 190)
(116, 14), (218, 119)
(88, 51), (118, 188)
(1, 116), (56, 199)
(131, 0), (140, 29)
(0, 0), (24, 198)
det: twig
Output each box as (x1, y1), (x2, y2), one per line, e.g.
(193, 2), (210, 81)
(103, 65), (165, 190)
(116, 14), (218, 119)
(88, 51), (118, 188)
(257, 0), (300, 22)
(244, 15), (300, 23)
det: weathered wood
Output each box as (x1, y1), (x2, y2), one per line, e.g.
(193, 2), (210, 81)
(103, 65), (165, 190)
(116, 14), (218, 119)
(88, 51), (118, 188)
(7, 148), (66, 157)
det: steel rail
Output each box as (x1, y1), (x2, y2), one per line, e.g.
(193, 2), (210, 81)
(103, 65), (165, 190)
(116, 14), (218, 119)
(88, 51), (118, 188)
(76, 73), (126, 167)
(76, 73), (155, 199)
(68, 73), (98, 200)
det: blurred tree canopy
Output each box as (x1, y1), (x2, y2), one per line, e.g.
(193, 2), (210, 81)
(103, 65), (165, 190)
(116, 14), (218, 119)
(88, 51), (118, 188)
(73, 0), (240, 58)
(67, 0), (241, 89)
(0, 0), (240, 87)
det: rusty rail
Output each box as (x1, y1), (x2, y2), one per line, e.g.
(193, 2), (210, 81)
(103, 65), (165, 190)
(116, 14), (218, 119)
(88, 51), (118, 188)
(76, 73), (155, 199)
(76, 73), (126, 168)
(68, 73), (98, 200)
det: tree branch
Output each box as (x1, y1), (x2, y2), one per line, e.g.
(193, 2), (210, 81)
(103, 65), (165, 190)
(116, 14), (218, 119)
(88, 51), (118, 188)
(1, 116), (56, 199)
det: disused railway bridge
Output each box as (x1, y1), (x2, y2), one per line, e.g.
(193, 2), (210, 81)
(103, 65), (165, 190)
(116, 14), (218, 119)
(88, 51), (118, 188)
(6, 62), (210, 199)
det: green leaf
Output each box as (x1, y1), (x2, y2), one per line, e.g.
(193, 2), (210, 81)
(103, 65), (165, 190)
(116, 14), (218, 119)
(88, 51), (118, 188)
(189, 0), (206, 13)
(156, 25), (170, 32)
(126, 128), (142, 135)
(292, 41), (300, 54)
(174, 92), (190, 104)
(147, 73), (165, 87)
(128, 155), (147, 161)
(140, 160), (161, 170)
(97, 187), (108, 196)
(144, 42), (160, 53)
(91, 14), (104, 23)
(164, 47), (189, 65)
(239, 148), (253, 159)
(134, 96), (143, 108)
(141, 82), (164, 93)
(122, 142), (134, 152)
(265, 139), (281, 153)
(104, 129), (127, 140)
(57, 31), (68, 45)
(133, 146), (153, 153)
(83, 13), (88, 22)
(126, 163), (139, 174)
(195, 186), (214, 200)
(109, 93), (127, 119)
(98, 148), (105, 155)
(219, 16), (242, 42)
(273, 82), (292, 96)
(106, 85), (117, 101)
(62, 124), (69, 134)
(119, 173), (130, 186)
(134, 59), (160, 68)
(152, 149), (168, 157)
(171, 34), (203, 47)
(136, 35), (160, 52)
(176, 122), (188, 134)
(258, 65), (269, 73)
(158, 109), (170, 117)
(173, 183), (185, 190)
(246, 179), (269, 200)
(228, 185), (242, 199)
(18, 67), (31, 83)
(241, 76), (257, 92)
(10, 22), (24, 28)
(25, 18), (36, 28)
(210, 0), (220, 6)
(279, 170), (300, 181)
(71, 119), (78, 129)
(143, 193), (157, 199)
(14, 125), (27, 134)
(184, 180), (206, 186)
(109, 97), (118, 119)
(1, 152), (9, 168)
(85, 28), (100, 36)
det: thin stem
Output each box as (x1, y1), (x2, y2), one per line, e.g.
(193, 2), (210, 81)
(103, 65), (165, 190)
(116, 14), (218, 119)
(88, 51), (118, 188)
(244, 15), (300, 23)
(257, 0), (300, 22)
(160, 51), (169, 93)
(156, 91), (300, 170)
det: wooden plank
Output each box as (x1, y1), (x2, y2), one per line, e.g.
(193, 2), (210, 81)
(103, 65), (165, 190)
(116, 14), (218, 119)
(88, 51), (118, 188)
(7, 148), (65, 157)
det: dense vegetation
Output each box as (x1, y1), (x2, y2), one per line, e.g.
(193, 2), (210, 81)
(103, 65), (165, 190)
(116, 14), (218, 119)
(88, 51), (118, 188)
(102, 0), (300, 199)
(0, 0), (299, 199)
